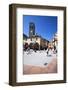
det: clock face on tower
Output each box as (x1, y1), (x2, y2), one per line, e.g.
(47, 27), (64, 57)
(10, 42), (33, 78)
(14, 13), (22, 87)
(30, 30), (33, 32)
(29, 22), (35, 37)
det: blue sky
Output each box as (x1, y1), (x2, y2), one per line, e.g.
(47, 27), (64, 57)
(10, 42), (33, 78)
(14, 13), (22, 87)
(23, 15), (57, 41)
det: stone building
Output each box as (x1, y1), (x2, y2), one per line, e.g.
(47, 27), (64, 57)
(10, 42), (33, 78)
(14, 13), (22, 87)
(52, 33), (58, 47)
(23, 22), (49, 50)
(48, 33), (58, 49)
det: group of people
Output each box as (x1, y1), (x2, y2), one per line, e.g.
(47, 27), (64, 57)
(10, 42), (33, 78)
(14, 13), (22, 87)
(24, 44), (57, 56)
(46, 45), (57, 56)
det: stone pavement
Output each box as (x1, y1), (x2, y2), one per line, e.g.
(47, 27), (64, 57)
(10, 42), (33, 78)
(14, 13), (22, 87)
(23, 58), (57, 74)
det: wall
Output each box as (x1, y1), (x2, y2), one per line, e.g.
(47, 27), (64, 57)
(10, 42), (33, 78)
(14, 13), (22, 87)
(0, 0), (68, 90)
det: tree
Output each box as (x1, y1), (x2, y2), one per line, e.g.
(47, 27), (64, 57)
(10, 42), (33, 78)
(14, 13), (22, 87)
(29, 43), (34, 49)
(24, 43), (28, 50)
(34, 43), (39, 50)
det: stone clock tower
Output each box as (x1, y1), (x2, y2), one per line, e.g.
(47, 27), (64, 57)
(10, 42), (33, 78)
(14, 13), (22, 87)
(29, 22), (35, 37)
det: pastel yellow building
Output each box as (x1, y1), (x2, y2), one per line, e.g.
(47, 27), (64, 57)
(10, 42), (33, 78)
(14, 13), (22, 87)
(23, 35), (49, 50)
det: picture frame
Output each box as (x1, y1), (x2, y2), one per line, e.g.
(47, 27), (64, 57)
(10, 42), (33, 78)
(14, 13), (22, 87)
(9, 4), (66, 86)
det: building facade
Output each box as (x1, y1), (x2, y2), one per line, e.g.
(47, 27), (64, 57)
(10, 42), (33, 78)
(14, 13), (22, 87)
(48, 33), (58, 49)
(52, 33), (58, 47)
(24, 35), (49, 50)
(23, 22), (49, 50)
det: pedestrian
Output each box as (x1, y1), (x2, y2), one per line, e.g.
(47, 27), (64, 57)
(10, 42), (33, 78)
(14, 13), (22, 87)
(47, 48), (49, 56)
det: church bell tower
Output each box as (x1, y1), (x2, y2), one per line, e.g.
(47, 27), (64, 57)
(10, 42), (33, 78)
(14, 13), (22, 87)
(29, 22), (35, 37)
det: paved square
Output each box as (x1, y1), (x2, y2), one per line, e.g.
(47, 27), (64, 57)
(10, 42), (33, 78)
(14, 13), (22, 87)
(23, 50), (57, 74)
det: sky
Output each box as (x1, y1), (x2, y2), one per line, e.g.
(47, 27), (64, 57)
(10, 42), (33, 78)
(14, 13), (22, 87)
(23, 15), (57, 41)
